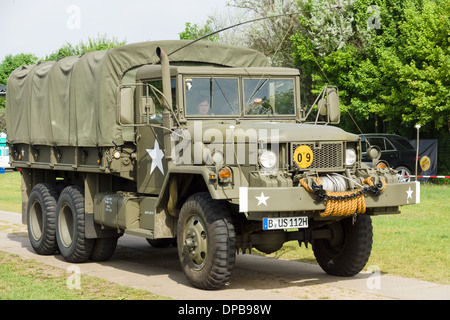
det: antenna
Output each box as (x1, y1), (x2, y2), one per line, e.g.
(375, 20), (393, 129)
(166, 5), (343, 57)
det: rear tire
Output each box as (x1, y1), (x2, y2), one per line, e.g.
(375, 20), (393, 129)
(56, 185), (94, 263)
(27, 183), (58, 255)
(313, 215), (373, 276)
(177, 192), (236, 290)
(90, 237), (118, 261)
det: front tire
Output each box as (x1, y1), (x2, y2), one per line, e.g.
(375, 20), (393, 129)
(56, 186), (94, 263)
(313, 214), (373, 276)
(177, 192), (236, 290)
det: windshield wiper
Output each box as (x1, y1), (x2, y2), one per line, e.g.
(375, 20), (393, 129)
(247, 78), (268, 105)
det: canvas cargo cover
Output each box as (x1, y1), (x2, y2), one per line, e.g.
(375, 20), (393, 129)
(6, 40), (270, 147)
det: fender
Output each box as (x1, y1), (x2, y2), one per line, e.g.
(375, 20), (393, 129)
(156, 165), (246, 216)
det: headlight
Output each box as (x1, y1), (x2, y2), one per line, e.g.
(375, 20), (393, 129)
(259, 150), (277, 169)
(345, 148), (356, 166)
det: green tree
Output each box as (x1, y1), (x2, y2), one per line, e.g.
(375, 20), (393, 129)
(179, 20), (219, 42)
(292, 0), (449, 137)
(0, 53), (39, 85)
(45, 34), (126, 61)
(0, 53), (39, 131)
(0, 108), (6, 133)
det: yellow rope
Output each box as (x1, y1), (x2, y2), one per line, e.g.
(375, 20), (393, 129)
(300, 176), (385, 217)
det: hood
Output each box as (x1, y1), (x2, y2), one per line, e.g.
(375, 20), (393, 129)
(185, 121), (358, 144)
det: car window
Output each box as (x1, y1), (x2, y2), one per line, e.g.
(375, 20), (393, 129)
(367, 137), (386, 151)
(361, 138), (368, 152)
(384, 138), (395, 151)
(391, 137), (414, 150)
(362, 135), (414, 152)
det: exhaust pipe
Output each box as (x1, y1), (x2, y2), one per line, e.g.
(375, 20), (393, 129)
(156, 47), (173, 159)
(156, 47), (173, 110)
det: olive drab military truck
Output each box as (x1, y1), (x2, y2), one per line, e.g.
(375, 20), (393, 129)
(6, 40), (420, 290)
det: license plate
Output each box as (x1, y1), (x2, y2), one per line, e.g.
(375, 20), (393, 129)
(263, 216), (308, 230)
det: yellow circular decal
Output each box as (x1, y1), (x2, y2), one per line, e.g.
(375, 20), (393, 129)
(420, 156), (431, 171)
(294, 145), (314, 168)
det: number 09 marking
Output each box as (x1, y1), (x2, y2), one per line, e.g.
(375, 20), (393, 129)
(294, 145), (314, 168)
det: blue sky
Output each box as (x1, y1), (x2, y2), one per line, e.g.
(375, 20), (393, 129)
(0, 0), (228, 60)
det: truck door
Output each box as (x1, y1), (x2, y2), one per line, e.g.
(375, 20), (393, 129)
(136, 78), (176, 194)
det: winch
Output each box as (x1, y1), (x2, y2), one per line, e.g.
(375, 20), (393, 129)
(300, 175), (386, 217)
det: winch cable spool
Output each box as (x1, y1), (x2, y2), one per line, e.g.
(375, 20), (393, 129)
(300, 176), (386, 217)
(320, 174), (347, 192)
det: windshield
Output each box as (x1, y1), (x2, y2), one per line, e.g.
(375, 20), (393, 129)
(185, 77), (239, 116)
(244, 78), (295, 115)
(184, 76), (296, 117)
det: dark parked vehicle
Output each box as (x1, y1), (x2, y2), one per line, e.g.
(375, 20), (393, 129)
(360, 134), (417, 182)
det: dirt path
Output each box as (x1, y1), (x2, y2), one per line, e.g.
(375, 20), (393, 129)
(1, 211), (449, 300)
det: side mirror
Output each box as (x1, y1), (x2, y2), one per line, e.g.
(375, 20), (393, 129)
(327, 87), (340, 123)
(117, 86), (134, 125)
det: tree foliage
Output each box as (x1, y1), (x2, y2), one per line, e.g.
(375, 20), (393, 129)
(178, 20), (219, 42)
(0, 53), (39, 85)
(210, 0), (301, 67)
(0, 53), (39, 130)
(45, 34), (126, 61)
(292, 0), (449, 136)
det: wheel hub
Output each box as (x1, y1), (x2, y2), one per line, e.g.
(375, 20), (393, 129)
(184, 215), (208, 270)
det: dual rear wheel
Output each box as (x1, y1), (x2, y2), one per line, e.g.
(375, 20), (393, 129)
(27, 184), (117, 263)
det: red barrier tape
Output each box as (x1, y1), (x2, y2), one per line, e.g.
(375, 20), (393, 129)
(403, 175), (450, 178)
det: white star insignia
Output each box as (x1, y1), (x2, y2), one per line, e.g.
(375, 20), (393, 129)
(146, 140), (165, 175)
(406, 187), (413, 201)
(256, 192), (270, 206)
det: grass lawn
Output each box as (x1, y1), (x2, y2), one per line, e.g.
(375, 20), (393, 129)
(0, 171), (449, 287)
(0, 251), (171, 300)
(0, 171), (21, 213)
(369, 183), (449, 284)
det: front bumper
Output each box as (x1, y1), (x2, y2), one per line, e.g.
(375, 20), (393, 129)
(238, 181), (420, 215)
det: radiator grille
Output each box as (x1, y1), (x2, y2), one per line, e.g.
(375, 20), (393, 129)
(291, 142), (343, 171)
